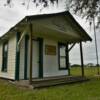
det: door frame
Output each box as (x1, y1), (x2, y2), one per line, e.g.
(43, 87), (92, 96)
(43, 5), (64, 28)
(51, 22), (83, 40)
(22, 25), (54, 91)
(24, 37), (43, 80)
(38, 38), (43, 78)
(32, 38), (43, 78)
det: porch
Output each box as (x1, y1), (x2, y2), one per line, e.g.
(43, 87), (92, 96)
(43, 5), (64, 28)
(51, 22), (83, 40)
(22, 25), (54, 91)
(15, 75), (88, 88)
(32, 76), (88, 88)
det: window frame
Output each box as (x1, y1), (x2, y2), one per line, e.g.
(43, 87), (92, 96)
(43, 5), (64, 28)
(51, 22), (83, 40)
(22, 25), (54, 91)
(58, 43), (67, 70)
(2, 41), (8, 72)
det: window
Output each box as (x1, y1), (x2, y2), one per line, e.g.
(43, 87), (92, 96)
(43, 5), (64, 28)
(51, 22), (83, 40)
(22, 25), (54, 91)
(58, 43), (67, 70)
(2, 42), (8, 72)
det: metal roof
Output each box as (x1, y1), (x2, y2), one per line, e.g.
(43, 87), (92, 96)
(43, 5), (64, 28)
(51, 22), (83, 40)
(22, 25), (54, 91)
(0, 11), (92, 42)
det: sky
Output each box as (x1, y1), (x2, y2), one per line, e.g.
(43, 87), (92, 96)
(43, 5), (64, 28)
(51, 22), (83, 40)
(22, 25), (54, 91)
(0, 0), (100, 65)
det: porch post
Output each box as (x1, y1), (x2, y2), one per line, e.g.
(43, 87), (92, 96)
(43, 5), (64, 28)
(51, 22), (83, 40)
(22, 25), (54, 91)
(80, 42), (84, 77)
(29, 20), (33, 84)
(66, 43), (70, 75)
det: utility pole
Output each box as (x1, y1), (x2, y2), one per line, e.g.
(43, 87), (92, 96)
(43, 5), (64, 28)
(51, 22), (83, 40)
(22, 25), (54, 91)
(93, 17), (99, 75)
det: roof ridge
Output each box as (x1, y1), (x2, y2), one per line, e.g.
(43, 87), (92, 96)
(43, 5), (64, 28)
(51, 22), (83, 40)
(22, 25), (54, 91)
(26, 10), (68, 18)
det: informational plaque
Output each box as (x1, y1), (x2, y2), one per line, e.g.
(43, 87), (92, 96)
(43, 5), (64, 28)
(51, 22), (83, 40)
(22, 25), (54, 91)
(45, 45), (56, 55)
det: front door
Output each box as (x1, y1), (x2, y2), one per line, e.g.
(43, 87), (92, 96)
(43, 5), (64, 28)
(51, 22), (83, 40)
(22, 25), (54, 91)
(32, 40), (39, 78)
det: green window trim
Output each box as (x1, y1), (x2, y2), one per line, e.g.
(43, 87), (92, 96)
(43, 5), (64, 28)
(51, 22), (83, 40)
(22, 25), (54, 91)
(58, 43), (68, 70)
(2, 41), (8, 72)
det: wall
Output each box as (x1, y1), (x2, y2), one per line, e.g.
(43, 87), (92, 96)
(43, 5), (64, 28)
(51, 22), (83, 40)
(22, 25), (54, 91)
(43, 39), (68, 77)
(19, 37), (68, 79)
(0, 34), (16, 80)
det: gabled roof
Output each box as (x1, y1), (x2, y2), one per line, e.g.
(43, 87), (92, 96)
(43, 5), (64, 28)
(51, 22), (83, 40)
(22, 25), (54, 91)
(0, 11), (92, 42)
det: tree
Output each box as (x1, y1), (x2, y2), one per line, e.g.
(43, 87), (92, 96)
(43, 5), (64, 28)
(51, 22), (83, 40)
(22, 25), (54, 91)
(5, 0), (58, 7)
(69, 0), (100, 27)
(4, 0), (100, 27)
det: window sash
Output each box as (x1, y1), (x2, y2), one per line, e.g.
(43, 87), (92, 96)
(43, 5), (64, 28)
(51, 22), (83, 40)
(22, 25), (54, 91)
(2, 42), (8, 72)
(58, 43), (67, 70)
(60, 57), (66, 68)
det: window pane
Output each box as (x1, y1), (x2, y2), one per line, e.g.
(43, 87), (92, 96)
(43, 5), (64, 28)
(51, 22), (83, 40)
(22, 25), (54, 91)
(60, 57), (66, 68)
(60, 46), (66, 56)
(2, 42), (8, 72)
(58, 44), (67, 69)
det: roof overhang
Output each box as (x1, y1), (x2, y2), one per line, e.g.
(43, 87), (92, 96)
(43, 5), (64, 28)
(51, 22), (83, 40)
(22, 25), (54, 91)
(0, 11), (92, 43)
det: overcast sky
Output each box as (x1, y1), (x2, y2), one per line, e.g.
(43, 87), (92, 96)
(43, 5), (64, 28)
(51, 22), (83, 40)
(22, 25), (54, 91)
(0, 0), (100, 65)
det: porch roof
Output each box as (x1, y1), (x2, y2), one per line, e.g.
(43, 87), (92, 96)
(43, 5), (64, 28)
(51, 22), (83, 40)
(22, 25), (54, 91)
(0, 11), (92, 43)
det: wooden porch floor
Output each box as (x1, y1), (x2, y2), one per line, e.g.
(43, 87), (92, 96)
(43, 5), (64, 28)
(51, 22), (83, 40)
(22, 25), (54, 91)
(32, 76), (89, 88)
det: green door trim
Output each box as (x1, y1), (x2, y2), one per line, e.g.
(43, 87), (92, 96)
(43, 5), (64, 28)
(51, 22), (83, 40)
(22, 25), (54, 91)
(15, 32), (20, 80)
(38, 38), (43, 78)
(24, 38), (43, 79)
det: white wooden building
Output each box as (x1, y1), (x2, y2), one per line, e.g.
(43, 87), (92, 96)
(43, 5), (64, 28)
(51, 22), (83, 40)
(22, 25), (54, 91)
(0, 11), (92, 84)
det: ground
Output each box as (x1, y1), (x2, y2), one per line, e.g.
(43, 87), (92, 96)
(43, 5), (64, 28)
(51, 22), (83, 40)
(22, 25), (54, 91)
(0, 67), (100, 100)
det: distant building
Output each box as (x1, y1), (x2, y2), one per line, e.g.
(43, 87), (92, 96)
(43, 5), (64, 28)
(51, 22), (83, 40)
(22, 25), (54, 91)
(86, 63), (95, 67)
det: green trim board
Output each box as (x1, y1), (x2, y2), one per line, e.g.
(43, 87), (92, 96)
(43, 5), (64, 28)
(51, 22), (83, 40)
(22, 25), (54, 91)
(15, 32), (20, 80)
(24, 35), (29, 80)
(32, 38), (44, 78)
(38, 38), (43, 78)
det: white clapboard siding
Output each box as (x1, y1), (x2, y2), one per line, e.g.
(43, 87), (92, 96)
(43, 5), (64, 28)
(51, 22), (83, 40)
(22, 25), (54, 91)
(26, 38), (68, 78)
(43, 39), (68, 77)
(0, 34), (16, 80)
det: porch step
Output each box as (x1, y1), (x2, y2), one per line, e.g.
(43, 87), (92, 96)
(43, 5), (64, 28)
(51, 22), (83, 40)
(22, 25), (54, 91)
(32, 76), (89, 88)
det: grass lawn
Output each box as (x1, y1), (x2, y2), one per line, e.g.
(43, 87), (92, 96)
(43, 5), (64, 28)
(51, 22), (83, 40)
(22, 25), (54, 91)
(70, 67), (98, 77)
(0, 67), (100, 100)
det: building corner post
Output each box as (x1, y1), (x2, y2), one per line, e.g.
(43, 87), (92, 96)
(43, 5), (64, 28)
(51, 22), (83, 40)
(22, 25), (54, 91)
(66, 43), (70, 76)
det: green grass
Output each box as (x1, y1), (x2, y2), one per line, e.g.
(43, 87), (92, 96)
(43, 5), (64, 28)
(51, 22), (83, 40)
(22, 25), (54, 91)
(70, 67), (98, 77)
(0, 67), (100, 100)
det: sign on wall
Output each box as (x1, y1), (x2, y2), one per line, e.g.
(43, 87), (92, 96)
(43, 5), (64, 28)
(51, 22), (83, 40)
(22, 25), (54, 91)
(45, 45), (56, 55)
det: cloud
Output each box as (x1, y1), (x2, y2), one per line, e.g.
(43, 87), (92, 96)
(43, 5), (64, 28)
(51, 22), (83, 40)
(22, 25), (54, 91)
(0, 0), (99, 65)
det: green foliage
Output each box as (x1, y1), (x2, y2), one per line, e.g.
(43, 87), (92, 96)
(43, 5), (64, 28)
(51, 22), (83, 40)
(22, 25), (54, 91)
(70, 67), (98, 77)
(1, 79), (100, 100)
(69, 0), (100, 27)
(71, 64), (81, 68)
(5, 0), (58, 8)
